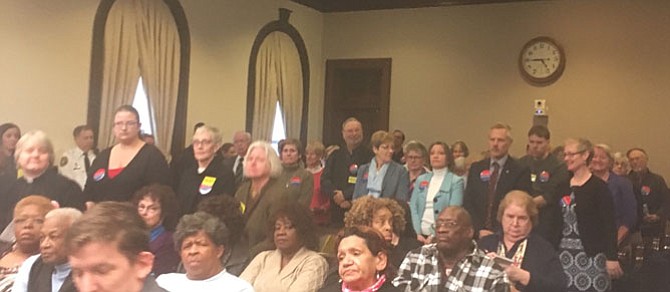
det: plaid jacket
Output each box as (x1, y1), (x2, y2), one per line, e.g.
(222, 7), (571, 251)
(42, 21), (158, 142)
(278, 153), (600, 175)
(392, 241), (510, 292)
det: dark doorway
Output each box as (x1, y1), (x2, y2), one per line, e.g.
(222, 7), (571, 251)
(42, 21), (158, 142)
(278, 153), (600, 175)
(322, 58), (391, 146)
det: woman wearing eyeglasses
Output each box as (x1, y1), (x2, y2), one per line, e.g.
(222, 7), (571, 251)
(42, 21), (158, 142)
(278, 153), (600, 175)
(174, 125), (235, 215)
(83, 105), (169, 203)
(559, 138), (622, 292)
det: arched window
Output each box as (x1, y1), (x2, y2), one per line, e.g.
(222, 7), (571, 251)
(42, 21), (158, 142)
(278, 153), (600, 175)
(132, 77), (156, 136)
(271, 101), (287, 152)
(247, 8), (310, 145)
(88, 0), (189, 157)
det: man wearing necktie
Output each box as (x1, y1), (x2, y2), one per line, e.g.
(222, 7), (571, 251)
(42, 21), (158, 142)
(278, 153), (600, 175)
(58, 125), (96, 190)
(224, 131), (252, 190)
(464, 123), (532, 238)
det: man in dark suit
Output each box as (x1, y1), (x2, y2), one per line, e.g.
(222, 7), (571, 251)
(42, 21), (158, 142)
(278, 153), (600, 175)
(223, 131), (252, 190)
(464, 123), (532, 238)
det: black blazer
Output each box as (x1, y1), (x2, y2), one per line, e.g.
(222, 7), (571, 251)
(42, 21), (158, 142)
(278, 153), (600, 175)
(464, 156), (532, 234)
(558, 175), (617, 260)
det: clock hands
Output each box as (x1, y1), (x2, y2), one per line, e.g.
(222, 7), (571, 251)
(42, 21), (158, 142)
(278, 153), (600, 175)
(527, 58), (550, 70)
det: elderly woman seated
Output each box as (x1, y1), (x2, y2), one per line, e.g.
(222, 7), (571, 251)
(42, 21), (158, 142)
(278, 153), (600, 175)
(0, 195), (55, 291)
(319, 226), (399, 292)
(240, 203), (328, 292)
(156, 212), (253, 291)
(478, 191), (565, 292)
(345, 196), (420, 269)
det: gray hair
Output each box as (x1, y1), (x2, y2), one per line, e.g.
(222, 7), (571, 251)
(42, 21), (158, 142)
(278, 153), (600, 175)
(193, 126), (223, 147)
(173, 212), (229, 255)
(244, 141), (283, 178)
(14, 130), (55, 166)
(45, 208), (83, 224)
(594, 143), (614, 169)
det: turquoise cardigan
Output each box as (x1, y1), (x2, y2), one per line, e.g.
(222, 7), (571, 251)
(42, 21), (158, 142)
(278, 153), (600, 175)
(409, 171), (464, 235)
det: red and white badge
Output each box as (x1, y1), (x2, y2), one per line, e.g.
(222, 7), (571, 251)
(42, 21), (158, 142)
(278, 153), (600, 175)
(349, 164), (359, 175)
(289, 176), (302, 186)
(641, 186), (651, 196)
(539, 171), (550, 183)
(93, 169), (106, 181)
(419, 180), (429, 190)
(480, 169), (491, 182)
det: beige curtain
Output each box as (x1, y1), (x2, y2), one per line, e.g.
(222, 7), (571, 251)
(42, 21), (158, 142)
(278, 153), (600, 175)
(253, 31), (303, 141)
(99, 0), (180, 154)
(98, 0), (142, 148)
(136, 0), (180, 154)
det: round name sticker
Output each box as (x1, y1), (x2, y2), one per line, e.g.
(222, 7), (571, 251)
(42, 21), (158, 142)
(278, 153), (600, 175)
(93, 169), (106, 181)
(199, 184), (213, 195)
(539, 171), (550, 183)
(480, 169), (491, 182)
(641, 186), (651, 196)
(419, 180), (429, 190)
(349, 164), (359, 175)
(289, 176), (301, 186)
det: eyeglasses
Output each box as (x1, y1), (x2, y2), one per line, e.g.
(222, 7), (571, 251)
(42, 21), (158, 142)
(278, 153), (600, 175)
(432, 220), (459, 230)
(406, 155), (423, 160)
(114, 121), (138, 128)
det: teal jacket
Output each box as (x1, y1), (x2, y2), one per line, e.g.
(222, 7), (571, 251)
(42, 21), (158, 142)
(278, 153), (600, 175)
(409, 171), (464, 235)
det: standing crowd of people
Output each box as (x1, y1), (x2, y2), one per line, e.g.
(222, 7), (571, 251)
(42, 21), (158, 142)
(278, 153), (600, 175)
(0, 105), (668, 292)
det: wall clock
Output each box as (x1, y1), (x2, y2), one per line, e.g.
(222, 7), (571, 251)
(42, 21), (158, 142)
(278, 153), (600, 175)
(519, 36), (565, 86)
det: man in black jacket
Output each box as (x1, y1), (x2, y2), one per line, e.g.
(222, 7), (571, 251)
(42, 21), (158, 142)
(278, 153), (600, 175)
(464, 123), (532, 238)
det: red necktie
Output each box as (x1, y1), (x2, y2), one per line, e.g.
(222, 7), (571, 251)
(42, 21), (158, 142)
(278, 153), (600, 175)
(485, 162), (500, 230)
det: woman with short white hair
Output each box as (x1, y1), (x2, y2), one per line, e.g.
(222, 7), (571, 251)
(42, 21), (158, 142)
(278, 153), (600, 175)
(1, 131), (84, 231)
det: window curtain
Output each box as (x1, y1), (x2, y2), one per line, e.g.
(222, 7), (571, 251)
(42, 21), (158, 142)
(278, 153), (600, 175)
(98, 0), (180, 154)
(252, 31), (303, 141)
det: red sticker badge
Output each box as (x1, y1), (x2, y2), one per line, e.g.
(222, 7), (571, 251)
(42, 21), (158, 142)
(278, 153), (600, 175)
(480, 169), (491, 182)
(93, 169), (106, 181)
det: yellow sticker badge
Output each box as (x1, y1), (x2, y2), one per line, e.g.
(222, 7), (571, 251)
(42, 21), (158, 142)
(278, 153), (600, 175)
(199, 176), (217, 195)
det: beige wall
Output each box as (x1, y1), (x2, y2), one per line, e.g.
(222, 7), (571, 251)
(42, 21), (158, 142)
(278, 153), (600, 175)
(323, 0), (670, 177)
(0, 0), (323, 157)
(2, 0), (670, 178)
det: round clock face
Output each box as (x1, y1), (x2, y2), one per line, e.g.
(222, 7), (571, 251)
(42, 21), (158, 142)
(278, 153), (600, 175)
(519, 37), (565, 85)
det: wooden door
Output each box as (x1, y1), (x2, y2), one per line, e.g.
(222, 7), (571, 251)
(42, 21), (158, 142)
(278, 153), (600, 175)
(322, 58), (392, 146)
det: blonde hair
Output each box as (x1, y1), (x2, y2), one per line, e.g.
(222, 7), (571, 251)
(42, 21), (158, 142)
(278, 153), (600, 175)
(245, 141), (283, 178)
(14, 130), (55, 166)
(497, 191), (539, 227)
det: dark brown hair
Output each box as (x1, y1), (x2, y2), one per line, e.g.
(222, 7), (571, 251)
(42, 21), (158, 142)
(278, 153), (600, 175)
(131, 184), (179, 230)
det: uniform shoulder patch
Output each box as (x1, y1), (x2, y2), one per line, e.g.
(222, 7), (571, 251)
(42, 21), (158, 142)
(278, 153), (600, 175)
(59, 156), (68, 167)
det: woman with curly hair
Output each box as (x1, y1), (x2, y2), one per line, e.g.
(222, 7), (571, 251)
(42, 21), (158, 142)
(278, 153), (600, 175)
(345, 196), (420, 269)
(240, 203), (328, 292)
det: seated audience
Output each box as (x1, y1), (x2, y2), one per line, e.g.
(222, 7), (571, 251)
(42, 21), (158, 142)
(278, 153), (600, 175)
(393, 206), (510, 291)
(410, 142), (464, 245)
(12, 208), (82, 292)
(65, 202), (165, 292)
(612, 152), (631, 177)
(1, 131), (84, 231)
(174, 125), (234, 215)
(559, 138), (622, 291)
(58, 125), (96, 190)
(234, 141), (288, 256)
(84, 105), (170, 203)
(156, 212), (253, 292)
(132, 184), (180, 276)
(478, 191), (565, 292)
(277, 138), (313, 206)
(0, 196), (55, 291)
(591, 144), (637, 246)
(353, 130), (410, 202)
(403, 141), (428, 195)
(197, 196), (247, 276)
(344, 196), (420, 269)
(319, 226), (399, 292)
(241, 204), (328, 292)
(305, 141), (330, 226)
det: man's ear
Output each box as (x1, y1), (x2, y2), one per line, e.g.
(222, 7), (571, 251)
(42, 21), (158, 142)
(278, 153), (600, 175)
(134, 251), (155, 279)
